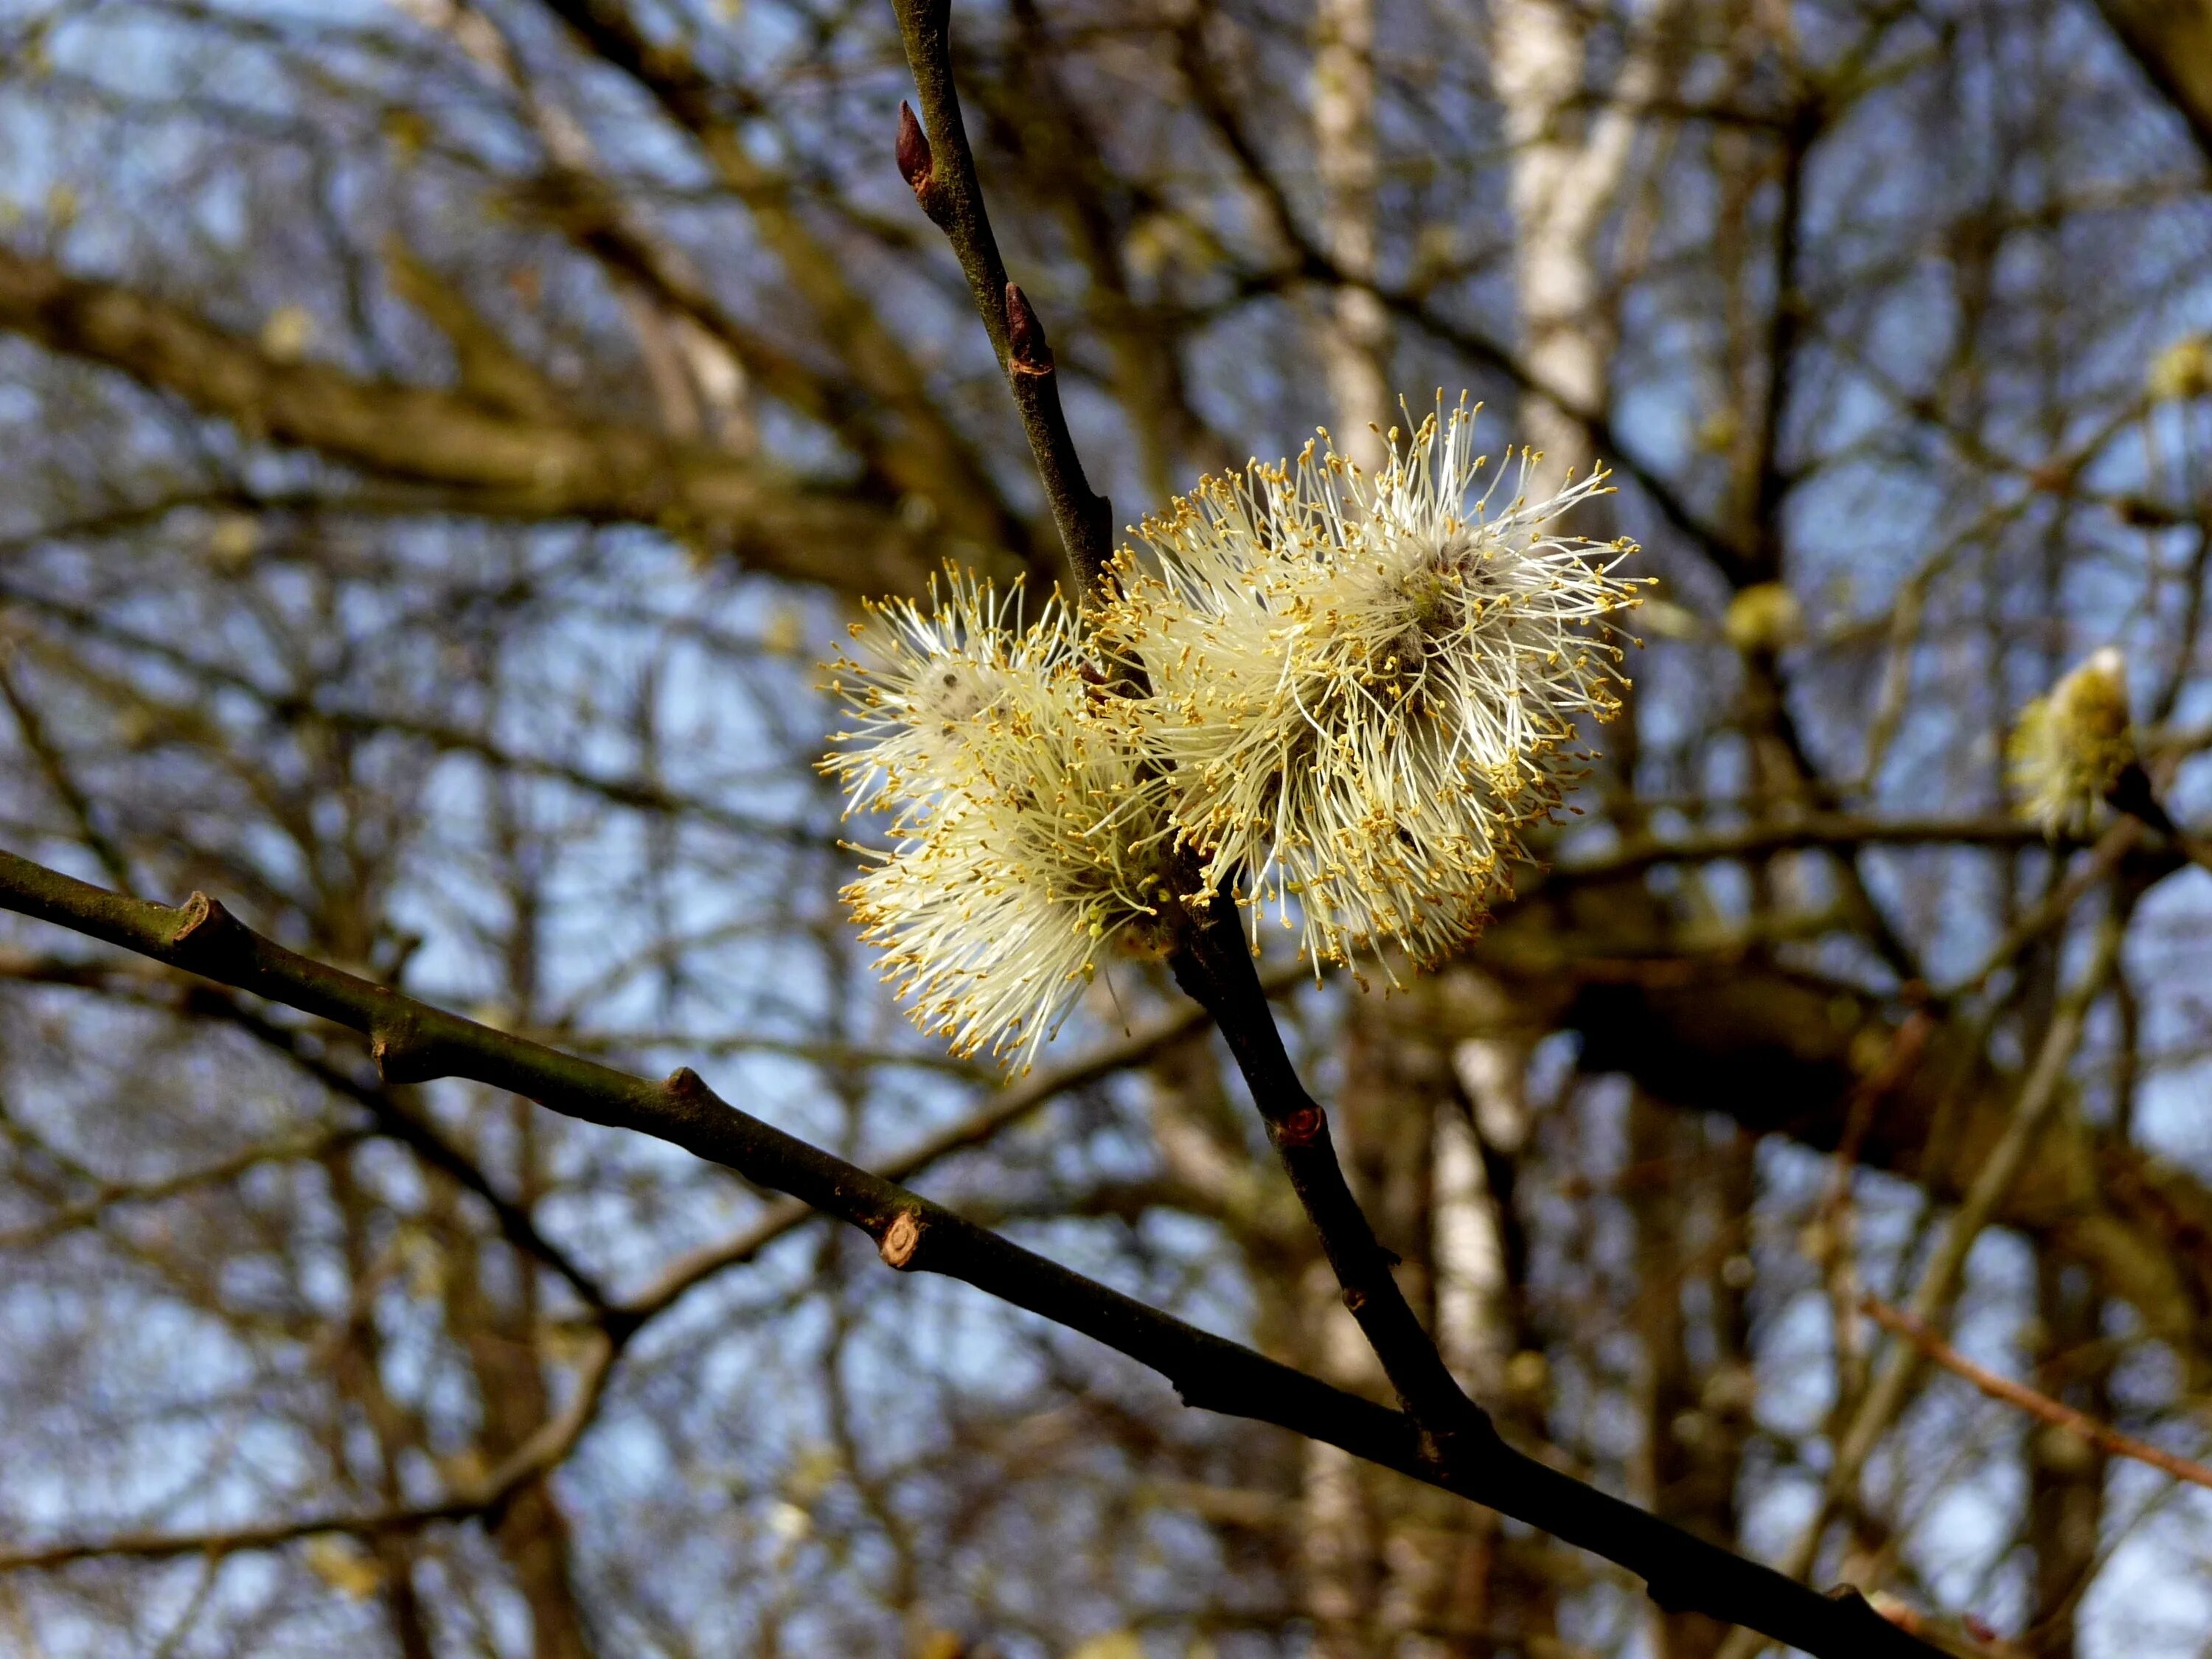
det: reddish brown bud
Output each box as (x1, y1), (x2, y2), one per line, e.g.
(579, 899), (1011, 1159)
(1006, 282), (1054, 377)
(896, 102), (933, 204)
(1276, 1105), (1324, 1147)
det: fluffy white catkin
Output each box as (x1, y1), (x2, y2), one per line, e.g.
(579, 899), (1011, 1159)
(823, 572), (1177, 1068)
(825, 401), (1647, 1063)
(1102, 398), (1644, 973)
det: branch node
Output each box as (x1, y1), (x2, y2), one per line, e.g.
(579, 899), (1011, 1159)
(167, 891), (246, 964)
(1415, 1419), (1500, 1478)
(895, 101), (939, 215)
(1274, 1105), (1324, 1147)
(1169, 1371), (1238, 1415)
(1006, 283), (1054, 377)
(878, 1208), (928, 1270)
(372, 1012), (451, 1086)
(664, 1065), (709, 1102)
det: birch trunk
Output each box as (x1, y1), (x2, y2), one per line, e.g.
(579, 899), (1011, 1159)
(1314, 0), (1393, 469)
(1490, 0), (1677, 484)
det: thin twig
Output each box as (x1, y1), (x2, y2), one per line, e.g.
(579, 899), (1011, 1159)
(1167, 905), (1496, 1447)
(887, 4), (1113, 595)
(1711, 914), (2123, 1659)
(1860, 1297), (2212, 1495)
(0, 1329), (623, 1572)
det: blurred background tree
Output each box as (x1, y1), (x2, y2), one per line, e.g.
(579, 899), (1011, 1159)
(1, 0), (2210, 1649)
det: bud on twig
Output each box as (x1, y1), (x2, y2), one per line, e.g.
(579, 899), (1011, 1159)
(1006, 282), (1054, 377)
(896, 101), (935, 209)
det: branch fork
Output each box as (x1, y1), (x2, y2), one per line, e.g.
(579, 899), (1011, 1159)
(877, 4), (1946, 1650)
(0, 845), (1935, 1651)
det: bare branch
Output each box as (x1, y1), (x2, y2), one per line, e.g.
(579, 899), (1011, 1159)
(0, 848), (1941, 1655)
(0, 1329), (622, 1573)
(1862, 1297), (2212, 1495)
(0, 245), (931, 596)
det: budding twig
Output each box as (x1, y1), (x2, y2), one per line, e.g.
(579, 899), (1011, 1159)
(885, 27), (1113, 598)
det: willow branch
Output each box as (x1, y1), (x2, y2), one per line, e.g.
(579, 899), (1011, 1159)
(870, 11), (1947, 1652)
(888, 4), (1114, 595)
(1167, 903), (1494, 1447)
(0, 848), (1939, 1656)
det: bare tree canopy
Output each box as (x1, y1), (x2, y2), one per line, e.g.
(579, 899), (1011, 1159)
(1, 0), (2211, 1650)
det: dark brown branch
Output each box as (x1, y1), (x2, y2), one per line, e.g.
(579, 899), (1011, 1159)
(1169, 902), (1492, 1450)
(885, 44), (1113, 594)
(0, 849), (1940, 1655)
